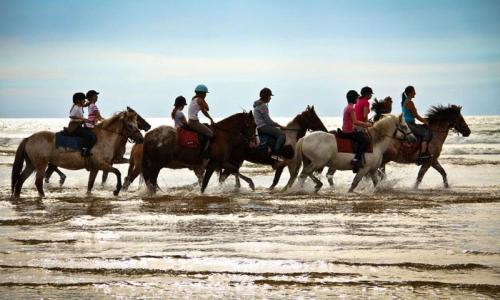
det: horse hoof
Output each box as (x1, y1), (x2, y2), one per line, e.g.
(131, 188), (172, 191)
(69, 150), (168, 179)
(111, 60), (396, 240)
(113, 190), (119, 196)
(444, 183), (450, 189)
(59, 175), (66, 186)
(249, 182), (255, 191)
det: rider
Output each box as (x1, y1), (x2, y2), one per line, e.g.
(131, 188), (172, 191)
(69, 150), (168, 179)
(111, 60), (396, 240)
(68, 92), (97, 156)
(187, 84), (215, 158)
(84, 90), (104, 128)
(401, 85), (432, 164)
(172, 96), (188, 128)
(354, 86), (373, 128)
(253, 87), (286, 161)
(342, 90), (372, 172)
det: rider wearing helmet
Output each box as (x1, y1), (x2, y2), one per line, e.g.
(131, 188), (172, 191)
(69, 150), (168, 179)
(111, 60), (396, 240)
(253, 87), (286, 161)
(342, 90), (372, 172)
(171, 95), (188, 128)
(187, 84), (214, 158)
(68, 92), (97, 157)
(84, 90), (104, 128)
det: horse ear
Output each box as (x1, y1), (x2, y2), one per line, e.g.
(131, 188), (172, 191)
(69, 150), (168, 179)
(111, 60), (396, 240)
(311, 105), (315, 110)
(248, 111), (253, 118)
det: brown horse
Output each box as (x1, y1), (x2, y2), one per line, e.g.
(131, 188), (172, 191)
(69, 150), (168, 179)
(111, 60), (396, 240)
(218, 105), (327, 190)
(141, 112), (256, 194)
(382, 104), (471, 188)
(122, 143), (144, 190)
(44, 106), (151, 186)
(371, 97), (393, 122)
(11, 110), (144, 198)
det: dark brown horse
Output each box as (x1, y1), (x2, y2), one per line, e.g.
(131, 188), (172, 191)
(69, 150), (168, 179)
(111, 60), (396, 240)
(141, 112), (256, 194)
(44, 106), (151, 186)
(382, 104), (471, 188)
(371, 97), (393, 122)
(11, 110), (144, 198)
(218, 105), (327, 190)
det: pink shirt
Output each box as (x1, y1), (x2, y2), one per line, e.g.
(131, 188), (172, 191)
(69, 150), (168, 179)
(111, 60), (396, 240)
(354, 97), (370, 122)
(85, 103), (99, 128)
(342, 103), (355, 133)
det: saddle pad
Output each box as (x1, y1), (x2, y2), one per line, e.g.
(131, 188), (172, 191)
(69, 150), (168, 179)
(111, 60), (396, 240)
(332, 132), (373, 153)
(177, 127), (200, 149)
(55, 131), (82, 150)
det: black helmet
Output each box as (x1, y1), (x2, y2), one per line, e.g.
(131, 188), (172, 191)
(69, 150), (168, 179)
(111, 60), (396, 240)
(72, 92), (86, 104)
(174, 95), (187, 106)
(86, 90), (99, 99)
(259, 87), (274, 98)
(360, 86), (373, 97)
(346, 90), (360, 104)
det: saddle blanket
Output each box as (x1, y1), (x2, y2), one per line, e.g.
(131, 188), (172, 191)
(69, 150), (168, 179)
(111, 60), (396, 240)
(177, 127), (200, 149)
(331, 131), (373, 154)
(400, 141), (420, 160)
(55, 131), (82, 151)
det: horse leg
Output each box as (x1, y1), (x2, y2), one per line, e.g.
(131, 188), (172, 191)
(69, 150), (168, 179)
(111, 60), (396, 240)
(101, 171), (109, 186)
(53, 167), (66, 186)
(326, 167), (336, 187)
(14, 163), (35, 198)
(414, 162), (432, 189)
(431, 160), (449, 188)
(201, 160), (218, 193)
(123, 168), (139, 191)
(348, 169), (370, 193)
(97, 163), (122, 196)
(34, 169), (46, 197)
(237, 173), (255, 191)
(87, 170), (99, 195)
(298, 161), (317, 189)
(44, 163), (55, 183)
(369, 170), (380, 187)
(194, 168), (205, 187)
(308, 173), (323, 193)
(269, 166), (285, 190)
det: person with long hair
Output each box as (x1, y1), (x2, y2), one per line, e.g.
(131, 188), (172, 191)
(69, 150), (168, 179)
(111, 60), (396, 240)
(401, 85), (432, 164)
(67, 92), (96, 156)
(171, 96), (188, 128)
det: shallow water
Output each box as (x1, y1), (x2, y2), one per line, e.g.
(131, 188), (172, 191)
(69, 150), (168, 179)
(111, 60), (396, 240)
(1, 117), (500, 298)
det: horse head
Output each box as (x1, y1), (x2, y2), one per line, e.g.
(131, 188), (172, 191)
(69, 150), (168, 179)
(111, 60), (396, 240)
(427, 104), (471, 137)
(120, 110), (144, 143)
(127, 106), (151, 131)
(450, 105), (471, 137)
(304, 105), (328, 132)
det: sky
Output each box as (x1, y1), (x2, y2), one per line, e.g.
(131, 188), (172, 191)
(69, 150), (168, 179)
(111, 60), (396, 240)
(1, 0), (499, 118)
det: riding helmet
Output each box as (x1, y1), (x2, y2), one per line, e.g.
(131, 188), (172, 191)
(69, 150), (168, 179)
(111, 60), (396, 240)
(174, 96), (187, 106)
(194, 84), (209, 94)
(259, 87), (274, 98)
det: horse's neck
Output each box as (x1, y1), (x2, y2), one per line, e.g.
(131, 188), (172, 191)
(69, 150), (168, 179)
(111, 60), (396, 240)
(94, 122), (126, 154)
(284, 118), (306, 143)
(369, 126), (395, 153)
(429, 121), (450, 144)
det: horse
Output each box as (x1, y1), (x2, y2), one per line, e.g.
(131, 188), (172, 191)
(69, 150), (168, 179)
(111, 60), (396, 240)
(11, 110), (144, 198)
(284, 115), (414, 193)
(218, 105), (327, 190)
(141, 112), (256, 194)
(43, 106), (151, 186)
(382, 104), (470, 188)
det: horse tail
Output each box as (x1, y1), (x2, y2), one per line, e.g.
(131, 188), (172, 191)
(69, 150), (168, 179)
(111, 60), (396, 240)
(285, 138), (304, 190)
(11, 138), (28, 194)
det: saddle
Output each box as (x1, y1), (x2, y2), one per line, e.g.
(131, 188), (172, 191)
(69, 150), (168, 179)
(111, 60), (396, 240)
(177, 127), (201, 149)
(400, 141), (421, 161)
(330, 129), (373, 153)
(55, 131), (83, 151)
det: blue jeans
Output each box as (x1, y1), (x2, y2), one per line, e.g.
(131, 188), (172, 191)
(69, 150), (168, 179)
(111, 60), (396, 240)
(258, 125), (285, 155)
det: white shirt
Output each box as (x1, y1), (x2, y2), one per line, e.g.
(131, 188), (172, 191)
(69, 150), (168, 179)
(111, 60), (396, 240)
(69, 105), (84, 119)
(188, 98), (201, 121)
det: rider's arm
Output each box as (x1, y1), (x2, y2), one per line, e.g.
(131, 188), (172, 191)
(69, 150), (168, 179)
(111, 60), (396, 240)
(351, 110), (372, 128)
(198, 98), (214, 124)
(406, 101), (428, 125)
(363, 105), (370, 122)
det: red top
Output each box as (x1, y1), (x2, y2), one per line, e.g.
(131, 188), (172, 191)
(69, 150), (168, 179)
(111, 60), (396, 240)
(354, 97), (370, 122)
(342, 103), (355, 133)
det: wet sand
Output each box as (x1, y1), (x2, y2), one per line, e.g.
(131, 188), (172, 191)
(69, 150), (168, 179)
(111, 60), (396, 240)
(1, 161), (499, 299)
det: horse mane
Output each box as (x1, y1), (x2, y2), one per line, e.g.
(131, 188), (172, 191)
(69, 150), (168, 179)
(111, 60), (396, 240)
(286, 109), (308, 128)
(426, 104), (461, 124)
(371, 114), (397, 144)
(371, 97), (392, 122)
(96, 111), (126, 129)
(216, 112), (248, 126)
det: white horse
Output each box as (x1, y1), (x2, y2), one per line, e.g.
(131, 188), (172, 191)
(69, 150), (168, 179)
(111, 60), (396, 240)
(284, 115), (414, 193)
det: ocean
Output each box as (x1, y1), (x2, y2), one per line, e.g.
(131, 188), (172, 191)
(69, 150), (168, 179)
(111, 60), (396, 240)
(0, 116), (499, 298)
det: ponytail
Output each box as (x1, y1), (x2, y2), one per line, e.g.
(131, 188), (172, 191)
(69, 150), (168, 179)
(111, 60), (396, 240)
(171, 107), (178, 120)
(401, 92), (407, 106)
(402, 85), (415, 106)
